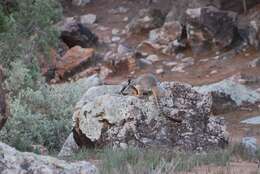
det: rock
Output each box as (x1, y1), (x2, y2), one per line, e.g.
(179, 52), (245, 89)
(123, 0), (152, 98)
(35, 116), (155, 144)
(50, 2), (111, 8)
(241, 137), (257, 156)
(241, 116), (260, 125)
(249, 58), (260, 67)
(0, 141), (97, 174)
(156, 68), (164, 74)
(57, 18), (98, 48)
(176, 53), (185, 60)
(109, 6), (129, 14)
(58, 133), (79, 157)
(165, 0), (260, 24)
(72, 0), (91, 6)
(112, 28), (120, 35)
(117, 44), (132, 55)
(210, 92), (237, 115)
(171, 64), (186, 73)
(194, 79), (260, 106)
(123, 17), (129, 22)
(72, 81), (228, 151)
(181, 57), (194, 64)
(139, 58), (153, 65)
(163, 61), (178, 67)
(148, 21), (182, 45)
(146, 54), (159, 62)
(80, 14), (97, 25)
(127, 8), (165, 34)
(111, 36), (121, 42)
(103, 51), (137, 74)
(185, 6), (238, 54)
(55, 46), (95, 80)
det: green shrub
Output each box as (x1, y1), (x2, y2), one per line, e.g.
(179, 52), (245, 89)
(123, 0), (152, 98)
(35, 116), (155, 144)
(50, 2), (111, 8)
(0, 73), (93, 151)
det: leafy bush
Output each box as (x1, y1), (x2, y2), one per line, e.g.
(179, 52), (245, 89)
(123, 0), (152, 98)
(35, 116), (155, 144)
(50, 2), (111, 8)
(0, 68), (96, 152)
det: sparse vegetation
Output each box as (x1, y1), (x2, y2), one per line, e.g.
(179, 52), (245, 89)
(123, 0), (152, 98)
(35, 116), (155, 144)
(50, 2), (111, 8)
(68, 144), (260, 174)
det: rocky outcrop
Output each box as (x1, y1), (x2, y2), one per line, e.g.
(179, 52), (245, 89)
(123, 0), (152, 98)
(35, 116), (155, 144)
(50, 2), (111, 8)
(0, 141), (97, 174)
(44, 46), (95, 82)
(57, 17), (98, 48)
(55, 46), (95, 80)
(194, 79), (260, 115)
(184, 7), (238, 54)
(127, 8), (165, 34)
(72, 81), (228, 151)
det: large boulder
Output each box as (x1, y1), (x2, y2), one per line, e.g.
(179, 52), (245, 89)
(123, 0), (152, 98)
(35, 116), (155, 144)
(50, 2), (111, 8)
(184, 6), (238, 54)
(72, 81), (228, 151)
(55, 46), (95, 80)
(0, 141), (97, 174)
(126, 8), (166, 34)
(194, 79), (260, 114)
(194, 79), (260, 106)
(57, 17), (98, 48)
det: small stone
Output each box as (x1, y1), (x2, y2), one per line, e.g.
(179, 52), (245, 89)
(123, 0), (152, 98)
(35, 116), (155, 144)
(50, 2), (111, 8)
(210, 70), (218, 74)
(245, 53), (250, 57)
(249, 58), (260, 68)
(164, 61), (177, 67)
(80, 14), (97, 24)
(140, 58), (152, 65)
(181, 57), (194, 63)
(199, 58), (209, 62)
(117, 44), (131, 55)
(171, 64), (185, 72)
(111, 36), (121, 42)
(98, 26), (109, 31)
(176, 53), (185, 60)
(156, 69), (164, 74)
(123, 17), (129, 22)
(112, 28), (120, 35)
(146, 54), (159, 62)
(120, 143), (128, 149)
(72, 0), (91, 6)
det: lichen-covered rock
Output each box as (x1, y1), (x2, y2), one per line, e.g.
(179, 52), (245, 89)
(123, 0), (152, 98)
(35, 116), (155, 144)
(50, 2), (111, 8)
(73, 81), (228, 151)
(126, 8), (165, 34)
(194, 79), (260, 106)
(0, 142), (97, 174)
